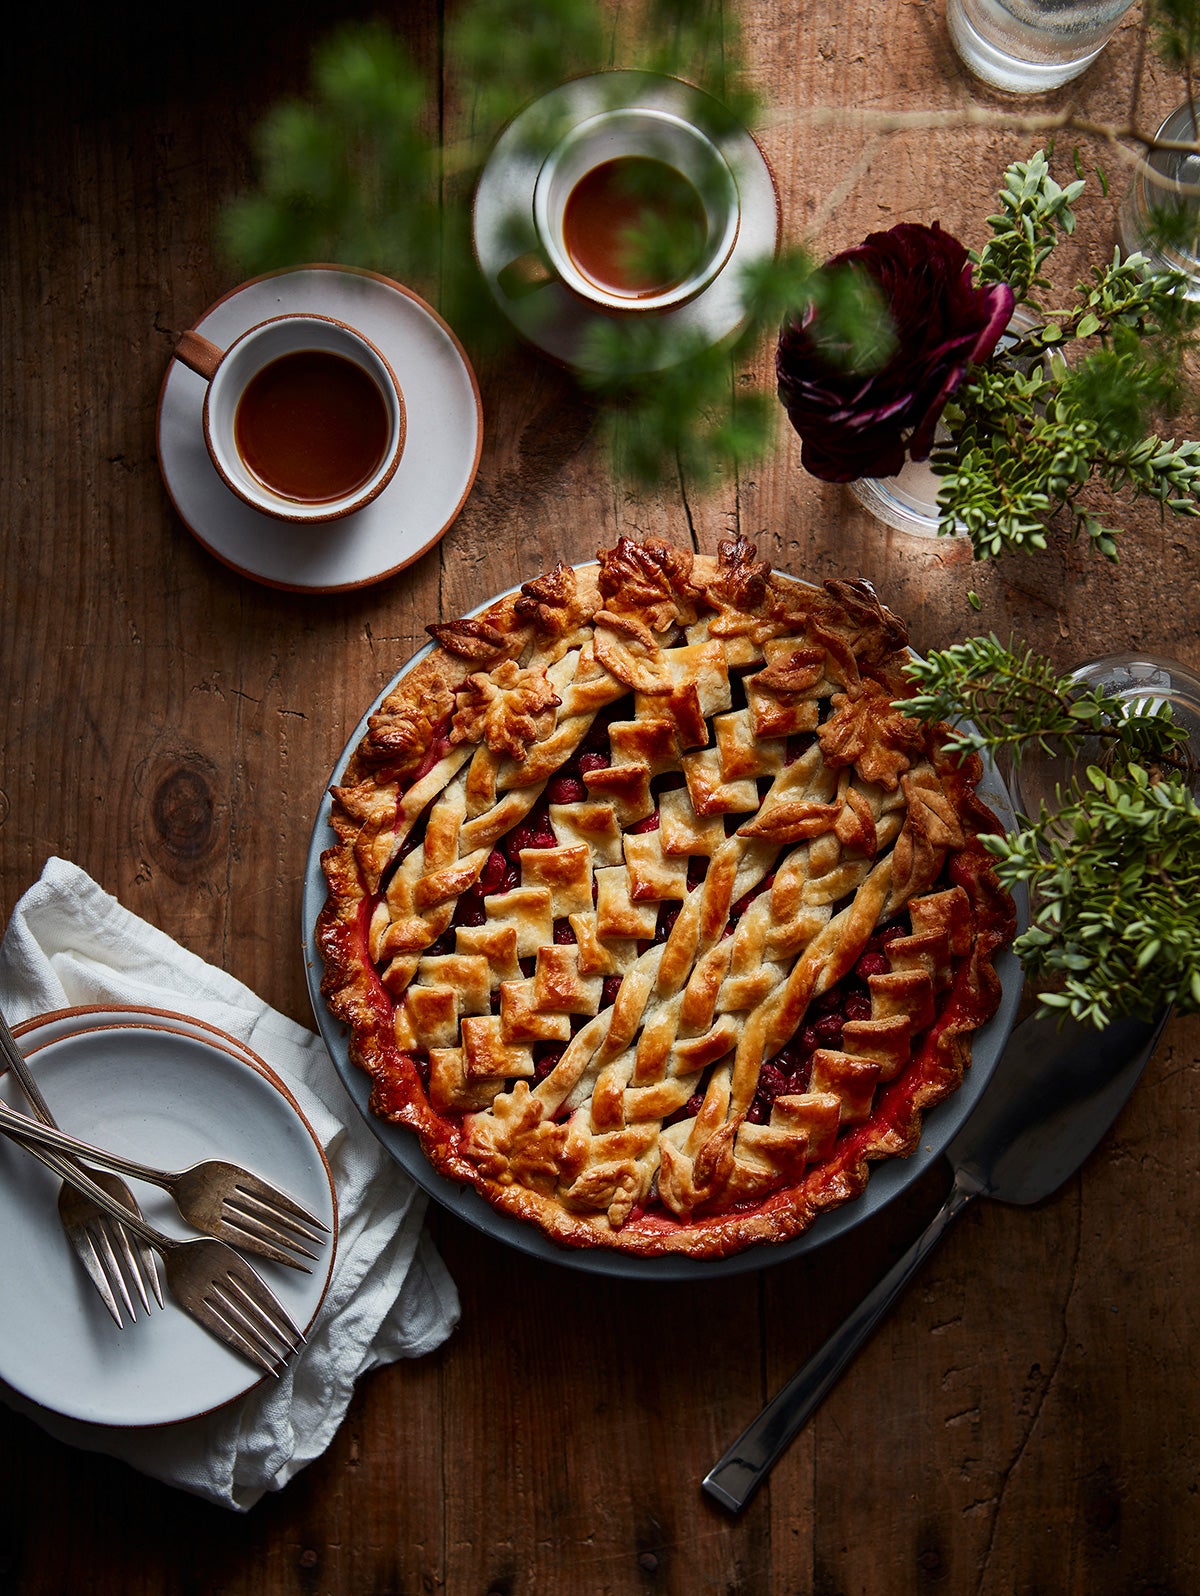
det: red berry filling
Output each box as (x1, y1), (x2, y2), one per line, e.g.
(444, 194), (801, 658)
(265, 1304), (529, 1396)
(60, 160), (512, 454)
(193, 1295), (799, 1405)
(534, 1043), (564, 1082)
(384, 700), (927, 1163)
(478, 848), (508, 894)
(547, 773), (587, 804)
(629, 810), (660, 834)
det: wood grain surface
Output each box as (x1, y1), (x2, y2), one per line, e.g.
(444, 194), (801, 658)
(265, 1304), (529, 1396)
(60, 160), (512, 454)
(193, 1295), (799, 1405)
(2, 3), (1197, 1592)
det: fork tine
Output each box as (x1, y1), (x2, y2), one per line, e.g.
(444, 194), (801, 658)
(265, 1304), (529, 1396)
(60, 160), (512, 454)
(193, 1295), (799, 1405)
(200, 1292), (283, 1374)
(80, 1227), (127, 1326)
(1, 1023), (165, 1323)
(86, 1220), (137, 1323)
(216, 1207), (317, 1271)
(112, 1221), (165, 1313)
(80, 1168), (166, 1314)
(233, 1180), (330, 1238)
(211, 1292), (292, 1369)
(223, 1194), (319, 1250)
(227, 1270), (305, 1359)
(140, 1238), (167, 1309)
(112, 1223), (151, 1314)
(232, 1262), (305, 1352)
(209, 1273), (303, 1370)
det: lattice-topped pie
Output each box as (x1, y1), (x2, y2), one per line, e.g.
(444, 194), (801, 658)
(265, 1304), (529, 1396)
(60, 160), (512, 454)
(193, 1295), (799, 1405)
(318, 537), (1015, 1257)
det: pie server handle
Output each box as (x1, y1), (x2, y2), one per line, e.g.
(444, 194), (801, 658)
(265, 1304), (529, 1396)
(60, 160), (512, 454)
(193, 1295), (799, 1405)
(703, 1002), (1169, 1513)
(701, 1173), (979, 1515)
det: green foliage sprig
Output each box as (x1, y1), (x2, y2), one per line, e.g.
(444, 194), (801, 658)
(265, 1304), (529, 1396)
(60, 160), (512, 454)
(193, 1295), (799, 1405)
(584, 248), (888, 483)
(218, 11), (1200, 503)
(222, 26), (445, 306)
(1150, 0), (1200, 82)
(986, 766), (1200, 1027)
(220, 2), (831, 488)
(898, 633), (1194, 770)
(897, 636), (1200, 1024)
(972, 152), (1084, 304)
(935, 152), (1200, 561)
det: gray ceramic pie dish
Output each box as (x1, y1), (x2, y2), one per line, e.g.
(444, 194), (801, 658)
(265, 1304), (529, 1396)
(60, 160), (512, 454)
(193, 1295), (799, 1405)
(301, 575), (1027, 1280)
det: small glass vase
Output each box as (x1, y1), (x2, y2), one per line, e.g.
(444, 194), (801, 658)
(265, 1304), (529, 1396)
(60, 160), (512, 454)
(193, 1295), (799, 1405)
(1010, 652), (1200, 821)
(848, 307), (1038, 538)
(1119, 103), (1200, 300)
(847, 452), (957, 539)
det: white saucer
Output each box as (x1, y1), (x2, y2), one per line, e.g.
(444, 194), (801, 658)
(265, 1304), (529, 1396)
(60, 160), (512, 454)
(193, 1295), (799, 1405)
(0, 1011), (337, 1427)
(157, 266), (483, 592)
(472, 71), (780, 373)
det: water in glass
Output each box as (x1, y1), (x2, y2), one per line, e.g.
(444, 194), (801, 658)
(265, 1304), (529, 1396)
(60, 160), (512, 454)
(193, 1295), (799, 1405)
(1119, 104), (1200, 298)
(947, 0), (1136, 93)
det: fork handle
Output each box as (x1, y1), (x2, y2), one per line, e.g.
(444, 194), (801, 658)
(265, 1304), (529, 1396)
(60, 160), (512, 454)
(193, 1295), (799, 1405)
(0, 1007), (58, 1128)
(1, 1124), (169, 1254)
(701, 1173), (980, 1515)
(0, 1096), (166, 1185)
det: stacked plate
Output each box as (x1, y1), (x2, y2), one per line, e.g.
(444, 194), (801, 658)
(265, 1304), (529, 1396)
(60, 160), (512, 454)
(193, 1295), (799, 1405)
(0, 1007), (337, 1426)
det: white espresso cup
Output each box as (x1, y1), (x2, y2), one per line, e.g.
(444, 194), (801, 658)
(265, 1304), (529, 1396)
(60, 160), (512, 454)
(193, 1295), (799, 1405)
(499, 107), (740, 313)
(172, 313), (406, 523)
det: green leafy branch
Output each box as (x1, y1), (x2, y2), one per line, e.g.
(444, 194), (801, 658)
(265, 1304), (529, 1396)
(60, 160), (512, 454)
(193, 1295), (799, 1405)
(218, 9), (1200, 501)
(935, 152), (1200, 561)
(1150, 0), (1200, 100)
(898, 634), (1193, 771)
(222, 26), (445, 304)
(973, 151), (1084, 304)
(219, 2), (808, 488)
(985, 765), (1200, 1027)
(898, 635), (1200, 1023)
(582, 248), (890, 484)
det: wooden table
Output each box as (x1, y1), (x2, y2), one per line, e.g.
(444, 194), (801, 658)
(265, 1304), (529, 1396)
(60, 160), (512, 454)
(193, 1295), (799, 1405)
(2, 3), (1197, 1590)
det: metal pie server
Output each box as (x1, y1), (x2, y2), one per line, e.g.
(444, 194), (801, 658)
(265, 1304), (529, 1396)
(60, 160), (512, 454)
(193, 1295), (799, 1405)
(702, 1006), (1172, 1515)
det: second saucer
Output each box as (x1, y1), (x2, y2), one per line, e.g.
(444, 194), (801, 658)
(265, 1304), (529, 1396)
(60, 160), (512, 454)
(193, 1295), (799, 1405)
(473, 71), (780, 374)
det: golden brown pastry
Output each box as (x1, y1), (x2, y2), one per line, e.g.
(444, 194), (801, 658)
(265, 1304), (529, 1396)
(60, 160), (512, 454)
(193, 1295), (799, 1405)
(318, 537), (1015, 1257)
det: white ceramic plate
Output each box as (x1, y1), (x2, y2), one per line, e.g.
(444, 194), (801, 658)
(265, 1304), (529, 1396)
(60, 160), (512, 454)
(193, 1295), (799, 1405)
(302, 570), (1026, 1280)
(157, 266), (483, 591)
(473, 70), (780, 372)
(0, 1012), (337, 1426)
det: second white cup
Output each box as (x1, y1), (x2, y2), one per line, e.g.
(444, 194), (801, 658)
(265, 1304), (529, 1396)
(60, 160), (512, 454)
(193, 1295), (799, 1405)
(500, 107), (741, 313)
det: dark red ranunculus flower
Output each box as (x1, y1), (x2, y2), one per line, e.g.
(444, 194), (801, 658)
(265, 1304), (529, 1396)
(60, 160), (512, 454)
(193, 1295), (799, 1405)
(776, 222), (1014, 483)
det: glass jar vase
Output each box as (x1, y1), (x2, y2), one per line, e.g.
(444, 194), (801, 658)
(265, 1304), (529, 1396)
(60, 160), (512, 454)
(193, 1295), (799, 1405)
(847, 449), (958, 539)
(946, 0), (1138, 95)
(1011, 652), (1200, 822)
(847, 307), (1038, 538)
(1119, 103), (1200, 301)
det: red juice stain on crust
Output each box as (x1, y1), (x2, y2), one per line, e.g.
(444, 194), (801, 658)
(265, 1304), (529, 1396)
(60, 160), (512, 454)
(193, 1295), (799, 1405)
(235, 349), (390, 503)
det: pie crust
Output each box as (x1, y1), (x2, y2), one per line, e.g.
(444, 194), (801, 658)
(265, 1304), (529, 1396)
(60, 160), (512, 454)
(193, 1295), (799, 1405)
(317, 537), (1016, 1257)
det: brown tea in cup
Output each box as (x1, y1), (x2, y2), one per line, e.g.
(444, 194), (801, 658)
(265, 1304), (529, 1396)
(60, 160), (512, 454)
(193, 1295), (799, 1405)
(561, 154), (709, 300)
(501, 106), (740, 314)
(234, 349), (391, 504)
(172, 313), (405, 523)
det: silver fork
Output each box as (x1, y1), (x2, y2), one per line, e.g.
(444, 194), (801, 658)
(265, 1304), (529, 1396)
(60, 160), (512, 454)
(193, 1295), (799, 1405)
(0, 1098), (328, 1271)
(0, 1007), (163, 1325)
(14, 1134), (305, 1373)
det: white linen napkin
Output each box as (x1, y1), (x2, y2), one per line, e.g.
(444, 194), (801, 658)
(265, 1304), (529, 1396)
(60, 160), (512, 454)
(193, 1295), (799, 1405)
(0, 856), (459, 1510)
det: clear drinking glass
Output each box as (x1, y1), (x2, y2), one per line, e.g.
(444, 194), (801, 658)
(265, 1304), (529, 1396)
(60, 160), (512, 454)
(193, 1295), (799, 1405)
(1011, 653), (1200, 821)
(1119, 103), (1200, 299)
(946, 0), (1137, 93)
